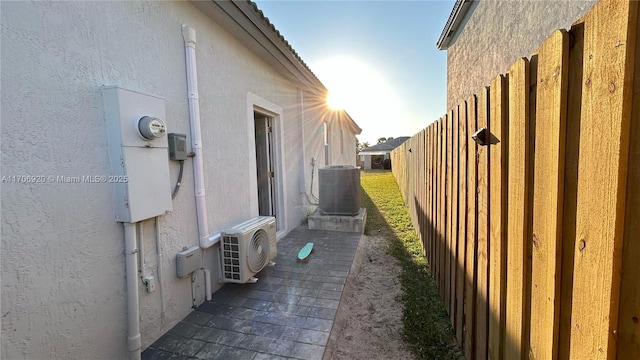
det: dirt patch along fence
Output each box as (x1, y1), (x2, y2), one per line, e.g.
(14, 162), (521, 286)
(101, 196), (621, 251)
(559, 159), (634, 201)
(390, 1), (639, 359)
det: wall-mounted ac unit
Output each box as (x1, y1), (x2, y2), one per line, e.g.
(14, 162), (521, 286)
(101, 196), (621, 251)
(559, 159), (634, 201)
(220, 216), (276, 283)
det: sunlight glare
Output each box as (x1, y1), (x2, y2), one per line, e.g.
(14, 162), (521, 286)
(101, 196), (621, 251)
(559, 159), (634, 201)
(312, 56), (408, 144)
(326, 92), (344, 110)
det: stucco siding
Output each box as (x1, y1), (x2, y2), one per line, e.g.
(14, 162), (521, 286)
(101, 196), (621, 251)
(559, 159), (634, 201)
(1, 1), (356, 358)
(446, 0), (597, 110)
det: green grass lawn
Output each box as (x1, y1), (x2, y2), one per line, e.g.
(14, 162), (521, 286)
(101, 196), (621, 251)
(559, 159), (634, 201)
(360, 170), (464, 360)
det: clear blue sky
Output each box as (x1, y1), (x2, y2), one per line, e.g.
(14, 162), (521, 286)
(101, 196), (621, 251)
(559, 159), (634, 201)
(253, 0), (455, 145)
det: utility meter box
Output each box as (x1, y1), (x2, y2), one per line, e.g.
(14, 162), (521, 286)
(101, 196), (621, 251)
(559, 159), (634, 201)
(103, 86), (172, 222)
(176, 246), (202, 278)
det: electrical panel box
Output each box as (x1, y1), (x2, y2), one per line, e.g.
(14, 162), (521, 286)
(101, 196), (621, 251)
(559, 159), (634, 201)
(168, 133), (188, 161)
(176, 246), (202, 278)
(103, 86), (173, 223)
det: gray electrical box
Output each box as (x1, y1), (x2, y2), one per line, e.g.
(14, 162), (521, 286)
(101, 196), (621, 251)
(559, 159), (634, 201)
(103, 86), (172, 223)
(176, 246), (202, 278)
(168, 133), (187, 161)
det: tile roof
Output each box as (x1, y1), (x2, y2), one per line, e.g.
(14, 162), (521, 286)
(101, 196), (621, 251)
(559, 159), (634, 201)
(248, 1), (324, 87)
(360, 137), (410, 153)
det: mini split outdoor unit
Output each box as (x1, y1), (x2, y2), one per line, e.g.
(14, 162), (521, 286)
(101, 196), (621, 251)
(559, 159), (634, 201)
(220, 216), (277, 284)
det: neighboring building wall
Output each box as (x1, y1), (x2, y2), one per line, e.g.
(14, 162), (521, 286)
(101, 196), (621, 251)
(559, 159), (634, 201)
(0, 1), (356, 359)
(363, 155), (372, 170)
(445, 0), (597, 110)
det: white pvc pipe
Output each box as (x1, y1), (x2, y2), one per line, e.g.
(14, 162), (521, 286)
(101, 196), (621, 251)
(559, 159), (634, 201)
(183, 25), (214, 301)
(204, 269), (212, 301)
(154, 218), (166, 326)
(124, 222), (141, 360)
(182, 25), (215, 250)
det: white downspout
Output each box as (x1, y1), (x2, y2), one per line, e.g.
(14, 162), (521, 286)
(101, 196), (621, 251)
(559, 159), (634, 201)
(124, 222), (141, 360)
(182, 25), (213, 300)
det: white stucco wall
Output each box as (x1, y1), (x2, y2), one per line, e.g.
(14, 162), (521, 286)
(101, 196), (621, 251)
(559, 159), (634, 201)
(445, 0), (597, 110)
(297, 92), (359, 215)
(0, 1), (358, 358)
(327, 112), (358, 167)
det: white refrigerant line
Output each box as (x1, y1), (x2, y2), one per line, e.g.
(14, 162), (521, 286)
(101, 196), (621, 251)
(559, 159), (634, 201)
(182, 25), (213, 300)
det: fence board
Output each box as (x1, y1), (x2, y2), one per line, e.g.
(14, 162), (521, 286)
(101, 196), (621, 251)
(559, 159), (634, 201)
(418, 131), (422, 251)
(424, 127), (431, 263)
(439, 116), (447, 299)
(411, 135), (417, 238)
(416, 129), (427, 253)
(427, 124), (433, 269)
(570, 1), (637, 358)
(450, 106), (460, 324)
(419, 130), (424, 248)
(488, 74), (507, 360)
(428, 121), (438, 270)
(456, 102), (468, 343)
(410, 137), (415, 220)
(505, 58), (531, 360)
(558, 21), (583, 360)
(530, 29), (569, 360)
(445, 111), (453, 312)
(435, 121), (440, 273)
(618, 4), (640, 357)
(475, 87), (490, 360)
(464, 95), (478, 360)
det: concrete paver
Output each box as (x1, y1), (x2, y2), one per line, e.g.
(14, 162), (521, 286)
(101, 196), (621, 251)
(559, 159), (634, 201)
(142, 226), (361, 359)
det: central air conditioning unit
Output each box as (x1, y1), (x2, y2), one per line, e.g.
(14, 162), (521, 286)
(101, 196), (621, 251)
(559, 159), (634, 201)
(220, 216), (277, 284)
(319, 165), (361, 215)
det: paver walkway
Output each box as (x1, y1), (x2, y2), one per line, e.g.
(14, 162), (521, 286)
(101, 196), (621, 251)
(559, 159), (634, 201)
(142, 225), (361, 360)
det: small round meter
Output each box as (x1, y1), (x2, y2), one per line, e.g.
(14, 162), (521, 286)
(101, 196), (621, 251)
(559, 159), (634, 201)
(138, 116), (166, 140)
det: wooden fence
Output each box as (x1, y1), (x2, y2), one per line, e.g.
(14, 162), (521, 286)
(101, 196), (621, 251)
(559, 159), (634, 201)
(390, 1), (639, 359)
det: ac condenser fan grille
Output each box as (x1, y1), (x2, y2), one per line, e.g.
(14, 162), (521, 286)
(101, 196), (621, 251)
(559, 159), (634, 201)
(247, 229), (270, 273)
(222, 235), (242, 281)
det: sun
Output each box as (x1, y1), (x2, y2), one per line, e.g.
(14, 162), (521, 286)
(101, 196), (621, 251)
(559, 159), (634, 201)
(313, 56), (392, 113)
(326, 91), (346, 110)
(313, 56), (405, 144)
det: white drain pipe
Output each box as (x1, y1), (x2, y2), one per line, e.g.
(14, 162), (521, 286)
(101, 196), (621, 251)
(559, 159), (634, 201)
(124, 222), (141, 360)
(182, 25), (213, 300)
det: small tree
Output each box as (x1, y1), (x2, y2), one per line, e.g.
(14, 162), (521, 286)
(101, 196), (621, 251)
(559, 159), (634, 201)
(356, 140), (369, 153)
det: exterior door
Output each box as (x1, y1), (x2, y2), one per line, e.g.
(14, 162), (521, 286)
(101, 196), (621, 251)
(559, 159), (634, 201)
(254, 113), (276, 218)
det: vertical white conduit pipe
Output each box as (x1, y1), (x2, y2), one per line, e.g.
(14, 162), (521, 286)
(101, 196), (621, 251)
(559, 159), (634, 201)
(182, 25), (213, 300)
(124, 222), (141, 360)
(154, 218), (166, 325)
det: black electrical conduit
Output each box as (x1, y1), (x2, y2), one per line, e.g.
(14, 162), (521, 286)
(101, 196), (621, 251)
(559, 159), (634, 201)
(171, 160), (184, 200)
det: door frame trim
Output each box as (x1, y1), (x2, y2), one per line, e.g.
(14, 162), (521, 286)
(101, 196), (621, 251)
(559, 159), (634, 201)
(247, 92), (287, 236)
